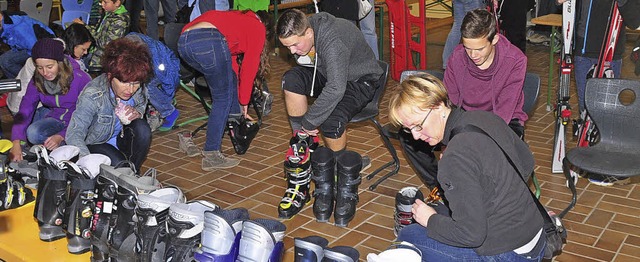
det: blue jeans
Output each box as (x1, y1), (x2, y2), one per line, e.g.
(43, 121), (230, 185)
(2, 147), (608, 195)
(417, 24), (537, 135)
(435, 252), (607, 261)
(442, 0), (485, 69)
(146, 77), (178, 118)
(178, 28), (240, 151)
(397, 224), (545, 261)
(359, 0), (378, 60)
(26, 107), (65, 145)
(0, 49), (30, 79)
(86, 119), (151, 172)
(144, 0), (178, 40)
(574, 56), (622, 112)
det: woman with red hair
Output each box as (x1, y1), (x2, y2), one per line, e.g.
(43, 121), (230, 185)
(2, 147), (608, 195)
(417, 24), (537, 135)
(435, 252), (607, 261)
(66, 38), (153, 172)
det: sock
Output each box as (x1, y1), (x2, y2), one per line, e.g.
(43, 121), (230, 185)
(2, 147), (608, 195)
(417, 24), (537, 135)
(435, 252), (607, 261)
(159, 109), (180, 130)
(289, 116), (303, 132)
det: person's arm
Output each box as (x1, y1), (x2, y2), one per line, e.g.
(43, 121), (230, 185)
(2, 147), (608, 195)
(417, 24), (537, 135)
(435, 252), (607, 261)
(9, 82), (40, 161)
(493, 57), (526, 123)
(301, 40), (350, 130)
(443, 54), (462, 106)
(426, 135), (490, 247)
(65, 90), (99, 157)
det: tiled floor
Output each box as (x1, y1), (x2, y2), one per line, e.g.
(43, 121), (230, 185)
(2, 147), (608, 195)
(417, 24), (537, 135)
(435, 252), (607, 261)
(4, 9), (640, 262)
(140, 20), (640, 260)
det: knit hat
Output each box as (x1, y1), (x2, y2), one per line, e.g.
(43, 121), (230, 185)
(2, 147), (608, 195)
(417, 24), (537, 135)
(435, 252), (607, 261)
(31, 38), (65, 61)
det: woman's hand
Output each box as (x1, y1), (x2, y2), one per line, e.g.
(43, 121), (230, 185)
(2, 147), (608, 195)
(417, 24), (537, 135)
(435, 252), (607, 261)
(124, 105), (142, 121)
(557, 0), (569, 4)
(241, 105), (255, 121)
(412, 199), (437, 227)
(44, 135), (64, 151)
(9, 140), (23, 162)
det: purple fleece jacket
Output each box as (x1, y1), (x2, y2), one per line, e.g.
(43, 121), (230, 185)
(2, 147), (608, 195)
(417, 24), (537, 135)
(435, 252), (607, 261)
(11, 56), (91, 141)
(443, 34), (527, 125)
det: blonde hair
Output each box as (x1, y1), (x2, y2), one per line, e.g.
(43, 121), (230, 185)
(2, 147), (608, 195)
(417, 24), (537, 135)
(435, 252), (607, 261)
(388, 73), (451, 126)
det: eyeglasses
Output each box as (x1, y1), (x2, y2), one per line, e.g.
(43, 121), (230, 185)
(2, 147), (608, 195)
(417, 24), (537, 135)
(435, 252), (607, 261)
(402, 109), (433, 133)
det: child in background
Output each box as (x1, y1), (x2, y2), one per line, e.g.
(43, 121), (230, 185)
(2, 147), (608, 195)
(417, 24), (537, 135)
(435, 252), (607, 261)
(73, 0), (129, 70)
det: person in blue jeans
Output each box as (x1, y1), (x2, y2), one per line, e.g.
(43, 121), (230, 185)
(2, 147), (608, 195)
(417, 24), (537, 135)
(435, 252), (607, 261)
(360, 0), (379, 60)
(178, 10), (271, 170)
(0, 11), (55, 79)
(66, 38), (153, 172)
(388, 73), (545, 261)
(144, 0), (178, 40)
(442, 0), (484, 70)
(9, 38), (92, 161)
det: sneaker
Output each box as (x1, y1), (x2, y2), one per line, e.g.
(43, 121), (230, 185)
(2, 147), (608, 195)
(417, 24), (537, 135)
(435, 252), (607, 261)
(361, 155), (371, 173)
(158, 109), (180, 132)
(587, 174), (631, 186)
(527, 33), (550, 44)
(178, 131), (200, 157)
(146, 107), (163, 132)
(201, 151), (240, 170)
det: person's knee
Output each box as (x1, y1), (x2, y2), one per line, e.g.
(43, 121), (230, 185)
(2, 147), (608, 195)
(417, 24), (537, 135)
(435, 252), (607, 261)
(319, 117), (347, 139)
(128, 119), (152, 142)
(282, 68), (308, 94)
(26, 125), (45, 145)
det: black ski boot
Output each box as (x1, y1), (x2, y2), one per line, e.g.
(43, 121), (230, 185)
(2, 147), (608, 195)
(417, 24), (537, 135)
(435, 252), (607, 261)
(310, 146), (335, 222)
(135, 186), (186, 262)
(61, 154), (111, 254)
(32, 145), (79, 242)
(237, 219), (286, 262)
(334, 151), (362, 227)
(90, 163), (159, 261)
(164, 200), (218, 262)
(322, 246), (360, 262)
(278, 141), (312, 219)
(394, 187), (424, 236)
(289, 130), (319, 152)
(294, 235), (329, 261)
(194, 208), (250, 261)
(108, 168), (162, 261)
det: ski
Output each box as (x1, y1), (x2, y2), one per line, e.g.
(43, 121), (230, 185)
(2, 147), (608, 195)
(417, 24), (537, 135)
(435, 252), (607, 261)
(574, 0), (623, 149)
(551, 0), (575, 174)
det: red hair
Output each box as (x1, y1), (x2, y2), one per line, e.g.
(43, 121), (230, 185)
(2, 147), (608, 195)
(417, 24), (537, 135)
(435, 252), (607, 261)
(101, 38), (153, 83)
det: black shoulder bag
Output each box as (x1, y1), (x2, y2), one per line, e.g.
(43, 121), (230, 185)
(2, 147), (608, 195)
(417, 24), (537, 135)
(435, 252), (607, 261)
(451, 125), (567, 259)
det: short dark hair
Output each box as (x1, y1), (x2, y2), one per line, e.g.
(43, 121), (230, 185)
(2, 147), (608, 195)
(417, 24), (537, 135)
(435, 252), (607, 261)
(101, 38), (153, 83)
(461, 9), (497, 42)
(62, 23), (95, 59)
(276, 9), (310, 39)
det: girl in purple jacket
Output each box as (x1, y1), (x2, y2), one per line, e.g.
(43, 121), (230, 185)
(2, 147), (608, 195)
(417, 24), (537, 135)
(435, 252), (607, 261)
(9, 38), (91, 161)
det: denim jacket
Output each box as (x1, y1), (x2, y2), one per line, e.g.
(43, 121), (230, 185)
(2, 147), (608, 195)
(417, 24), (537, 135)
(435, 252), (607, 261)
(66, 74), (147, 156)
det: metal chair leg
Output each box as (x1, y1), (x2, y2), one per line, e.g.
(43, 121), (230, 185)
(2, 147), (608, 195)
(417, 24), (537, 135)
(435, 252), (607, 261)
(366, 118), (400, 191)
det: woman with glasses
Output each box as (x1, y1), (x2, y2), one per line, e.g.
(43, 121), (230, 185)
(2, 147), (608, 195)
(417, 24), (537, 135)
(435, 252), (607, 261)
(66, 38), (153, 172)
(388, 73), (545, 261)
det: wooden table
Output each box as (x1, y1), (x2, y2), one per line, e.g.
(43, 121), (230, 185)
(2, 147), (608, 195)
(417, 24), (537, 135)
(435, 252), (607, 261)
(531, 14), (562, 110)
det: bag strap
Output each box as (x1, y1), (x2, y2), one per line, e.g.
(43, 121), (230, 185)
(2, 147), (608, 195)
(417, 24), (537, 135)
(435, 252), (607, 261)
(450, 124), (555, 226)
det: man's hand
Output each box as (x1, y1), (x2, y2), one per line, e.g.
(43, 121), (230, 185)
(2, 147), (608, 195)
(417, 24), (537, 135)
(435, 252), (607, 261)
(412, 199), (437, 227)
(44, 135), (64, 150)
